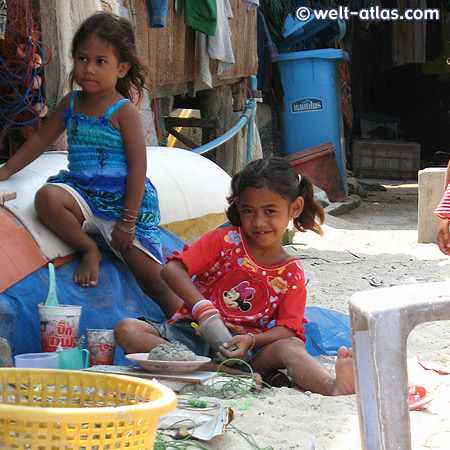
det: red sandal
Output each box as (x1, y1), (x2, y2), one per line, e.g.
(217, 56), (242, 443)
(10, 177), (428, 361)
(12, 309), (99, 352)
(408, 385), (432, 411)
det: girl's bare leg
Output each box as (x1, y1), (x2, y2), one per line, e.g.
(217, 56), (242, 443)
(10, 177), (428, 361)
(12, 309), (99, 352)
(34, 185), (101, 287)
(114, 318), (263, 386)
(114, 318), (165, 353)
(122, 246), (183, 318)
(250, 337), (355, 396)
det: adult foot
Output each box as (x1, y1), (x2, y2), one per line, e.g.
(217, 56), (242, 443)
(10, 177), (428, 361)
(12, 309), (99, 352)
(74, 249), (101, 287)
(333, 346), (356, 395)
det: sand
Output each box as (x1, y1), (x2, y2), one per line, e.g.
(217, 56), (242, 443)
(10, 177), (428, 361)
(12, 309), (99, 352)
(201, 181), (450, 450)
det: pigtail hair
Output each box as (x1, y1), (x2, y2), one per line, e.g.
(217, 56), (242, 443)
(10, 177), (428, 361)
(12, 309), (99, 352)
(225, 157), (325, 235)
(293, 175), (324, 235)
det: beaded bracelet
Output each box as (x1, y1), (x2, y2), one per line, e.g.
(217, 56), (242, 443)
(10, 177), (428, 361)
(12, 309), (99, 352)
(192, 304), (218, 322)
(122, 208), (139, 215)
(116, 223), (136, 234)
(191, 299), (213, 316)
(121, 216), (137, 224)
(197, 307), (219, 321)
(121, 209), (139, 223)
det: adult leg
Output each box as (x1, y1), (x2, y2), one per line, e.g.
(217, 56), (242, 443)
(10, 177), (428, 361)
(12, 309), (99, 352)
(250, 337), (355, 396)
(114, 318), (166, 353)
(34, 185), (101, 287)
(122, 246), (183, 318)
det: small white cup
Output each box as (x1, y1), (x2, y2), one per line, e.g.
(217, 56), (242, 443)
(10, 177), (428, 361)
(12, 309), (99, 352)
(15, 352), (59, 369)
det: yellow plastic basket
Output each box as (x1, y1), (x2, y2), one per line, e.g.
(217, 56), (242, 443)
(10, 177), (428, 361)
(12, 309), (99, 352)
(0, 368), (176, 449)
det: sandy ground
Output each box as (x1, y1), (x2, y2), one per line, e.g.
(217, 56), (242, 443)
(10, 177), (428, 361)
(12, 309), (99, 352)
(202, 181), (450, 450)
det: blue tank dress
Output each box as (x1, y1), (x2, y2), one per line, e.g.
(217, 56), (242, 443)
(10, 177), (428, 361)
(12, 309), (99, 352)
(47, 91), (162, 261)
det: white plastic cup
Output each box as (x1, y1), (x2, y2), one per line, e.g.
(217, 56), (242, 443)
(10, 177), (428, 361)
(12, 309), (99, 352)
(87, 329), (115, 366)
(197, 314), (233, 351)
(15, 352), (59, 369)
(38, 304), (82, 352)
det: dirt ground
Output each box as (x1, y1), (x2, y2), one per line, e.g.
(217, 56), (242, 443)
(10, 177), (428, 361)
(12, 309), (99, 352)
(204, 180), (450, 450)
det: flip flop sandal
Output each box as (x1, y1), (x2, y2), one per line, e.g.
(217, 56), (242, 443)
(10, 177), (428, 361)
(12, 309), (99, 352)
(408, 384), (432, 411)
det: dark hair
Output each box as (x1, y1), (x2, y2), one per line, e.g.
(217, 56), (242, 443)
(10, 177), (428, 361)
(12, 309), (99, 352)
(69, 12), (146, 101)
(226, 156), (324, 234)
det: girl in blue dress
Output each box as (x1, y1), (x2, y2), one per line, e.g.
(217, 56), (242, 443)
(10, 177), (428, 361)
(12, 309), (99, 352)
(0, 12), (181, 317)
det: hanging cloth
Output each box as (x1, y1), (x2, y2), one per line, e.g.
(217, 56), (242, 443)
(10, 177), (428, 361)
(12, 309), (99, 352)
(176, 0), (217, 36)
(244, 0), (259, 9)
(196, 0), (235, 88)
(208, 0), (235, 72)
(145, 0), (169, 28)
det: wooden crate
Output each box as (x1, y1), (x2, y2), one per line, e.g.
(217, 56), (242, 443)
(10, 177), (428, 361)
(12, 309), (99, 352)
(352, 139), (421, 179)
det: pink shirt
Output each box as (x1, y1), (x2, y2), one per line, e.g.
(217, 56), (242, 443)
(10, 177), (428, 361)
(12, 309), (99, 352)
(434, 183), (450, 219)
(168, 226), (307, 340)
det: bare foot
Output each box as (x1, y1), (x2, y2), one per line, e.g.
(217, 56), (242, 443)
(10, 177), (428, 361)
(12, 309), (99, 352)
(74, 249), (101, 287)
(332, 346), (355, 395)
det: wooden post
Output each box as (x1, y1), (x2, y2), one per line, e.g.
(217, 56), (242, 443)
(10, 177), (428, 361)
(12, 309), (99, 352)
(198, 85), (253, 175)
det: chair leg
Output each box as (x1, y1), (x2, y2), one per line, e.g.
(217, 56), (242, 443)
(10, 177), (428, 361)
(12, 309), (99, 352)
(351, 307), (411, 450)
(349, 282), (450, 450)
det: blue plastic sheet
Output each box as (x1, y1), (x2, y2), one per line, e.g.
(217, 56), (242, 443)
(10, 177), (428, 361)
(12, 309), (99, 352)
(304, 306), (352, 356)
(0, 228), (351, 363)
(0, 228), (184, 364)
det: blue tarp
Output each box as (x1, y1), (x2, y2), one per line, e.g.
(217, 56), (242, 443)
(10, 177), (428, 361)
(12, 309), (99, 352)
(304, 306), (351, 356)
(0, 228), (351, 363)
(0, 229), (184, 364)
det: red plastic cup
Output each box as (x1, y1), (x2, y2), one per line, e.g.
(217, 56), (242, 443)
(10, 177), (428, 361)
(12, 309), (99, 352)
(87, 329), (115, 366)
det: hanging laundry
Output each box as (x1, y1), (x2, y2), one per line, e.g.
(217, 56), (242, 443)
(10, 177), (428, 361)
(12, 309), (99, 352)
(176, 0), (217, 36)
(197, 0), (235, 88)
(257, 9), (278, 63)
(244, 0), (259, 9)
(197, 32), (213, 88)
(145, 0), (168, 28)
(209, 0), (235, 72)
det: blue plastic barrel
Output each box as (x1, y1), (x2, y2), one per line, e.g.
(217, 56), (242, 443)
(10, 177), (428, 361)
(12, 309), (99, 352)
(277, 49), (349, 192)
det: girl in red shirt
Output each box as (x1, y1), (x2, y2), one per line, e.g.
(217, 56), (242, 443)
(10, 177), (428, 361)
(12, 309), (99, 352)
(115, 157), (355, 395)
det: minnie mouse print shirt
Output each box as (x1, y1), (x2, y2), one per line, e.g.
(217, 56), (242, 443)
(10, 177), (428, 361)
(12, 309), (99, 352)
(168, 226), (307, 340)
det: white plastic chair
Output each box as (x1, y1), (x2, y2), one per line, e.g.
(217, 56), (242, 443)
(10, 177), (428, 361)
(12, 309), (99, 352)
(349, 281), (450, 450)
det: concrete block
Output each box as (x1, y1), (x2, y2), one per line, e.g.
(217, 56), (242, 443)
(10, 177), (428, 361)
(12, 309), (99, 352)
(349, 282), (450, 450)
(418, 167), (447, 243)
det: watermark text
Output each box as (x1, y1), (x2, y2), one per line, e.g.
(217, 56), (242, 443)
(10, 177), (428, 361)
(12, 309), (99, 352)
(295, 6), (440, 22)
